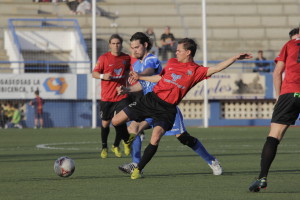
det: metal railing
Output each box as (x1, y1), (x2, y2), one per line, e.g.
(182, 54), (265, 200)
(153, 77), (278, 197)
(0, 60), (274, 73)
(0, 60), (91, 73)
(8, 18), (88, 53)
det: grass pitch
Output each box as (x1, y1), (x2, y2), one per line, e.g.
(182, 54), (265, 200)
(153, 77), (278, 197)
(0, 127), (299, 200)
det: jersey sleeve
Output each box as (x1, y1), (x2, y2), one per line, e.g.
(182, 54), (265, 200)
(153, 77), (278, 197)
(194, 66), (209, 82)
(275, 42), (288, 63)
(93, 55), (105, 73)
(144, 57), (160, 72)
(159, 68), (166, 76)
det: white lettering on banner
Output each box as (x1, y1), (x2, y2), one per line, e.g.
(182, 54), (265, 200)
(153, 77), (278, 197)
(0, 74), (76, 99)
(0, 86), (30, 93)
(192, 79), (232, 97)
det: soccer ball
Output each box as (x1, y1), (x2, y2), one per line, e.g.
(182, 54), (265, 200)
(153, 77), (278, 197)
(54, 156), (75, 177)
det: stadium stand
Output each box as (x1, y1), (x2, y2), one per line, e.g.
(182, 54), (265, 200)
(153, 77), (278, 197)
(0, 0), (298, 62)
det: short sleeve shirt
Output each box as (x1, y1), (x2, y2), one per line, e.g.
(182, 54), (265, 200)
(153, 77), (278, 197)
(275, 38), (300, 95)
(93, 52), (131, 102)
(133, 54), (162, 94)
(153, 58), (208, 105)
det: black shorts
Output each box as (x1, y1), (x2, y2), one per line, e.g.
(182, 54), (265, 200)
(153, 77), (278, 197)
(100, 98), (130, 120)
(127, 91), (144, 103)
(34, 111), (43, 119)
(123, 92), (177, 131)
(271, 93), (300, 125)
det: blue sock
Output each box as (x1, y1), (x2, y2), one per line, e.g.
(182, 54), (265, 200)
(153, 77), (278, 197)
(131, 135), (142, 163)
(192, 139), (215, 165)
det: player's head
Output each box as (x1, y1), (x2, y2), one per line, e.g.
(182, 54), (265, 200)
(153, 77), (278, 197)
(289, 28), (299, 39)
(34, 90), (39, 96)
(109, 34), (123, 55)
(130, 32), (152, 59)
(176, 38), (197, 62)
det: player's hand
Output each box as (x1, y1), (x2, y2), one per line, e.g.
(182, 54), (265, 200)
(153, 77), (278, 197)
(236, 53), (252, 60)
(103, 73), (112, 80)
(129, 71), (140, 83)
(116, 85), (127, 95)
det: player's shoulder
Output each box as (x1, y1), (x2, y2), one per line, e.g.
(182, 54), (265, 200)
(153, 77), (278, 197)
(167, 58), (179, 64)
(99, 52), (110, 59)
(120, 52), (130, 58)
(144, 54), (160, 63)
(286, 38), (300, 46)
(191, 61), (203, 68)
(102, 52), (111, 57)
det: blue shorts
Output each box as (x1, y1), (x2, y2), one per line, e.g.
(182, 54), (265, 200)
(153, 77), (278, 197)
(146, 107), (186, 135)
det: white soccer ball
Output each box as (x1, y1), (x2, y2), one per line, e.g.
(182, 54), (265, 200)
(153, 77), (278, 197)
(54, 156), (75, 177)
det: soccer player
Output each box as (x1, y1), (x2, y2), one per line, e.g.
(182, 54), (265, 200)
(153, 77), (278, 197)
(92, 34), (131, 159)
(125, 32), (162, 141)
(29, 89), (44, 129)
(112, 38), (252, 179)
(117, 32), (222, 176)
(249, 27), (300, 192)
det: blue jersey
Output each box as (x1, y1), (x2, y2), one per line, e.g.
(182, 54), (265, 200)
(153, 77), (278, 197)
(133, 54), (162, 95)
(133, 54), (186, 135)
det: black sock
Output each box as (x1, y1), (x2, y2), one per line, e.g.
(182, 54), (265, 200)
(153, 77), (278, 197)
(114, 124), (127, 147)
(114, 124), (130, 142)
(137, 143), (158, 171)
(259, 136), (280, 179)
(101, 126), (110, 148)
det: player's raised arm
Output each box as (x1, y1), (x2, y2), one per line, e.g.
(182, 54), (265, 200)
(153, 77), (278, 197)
(206, 53), (252, 77)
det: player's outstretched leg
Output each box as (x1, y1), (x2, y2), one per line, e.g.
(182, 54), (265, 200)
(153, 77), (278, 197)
(131, 143), (158, 179)
(118, 134), (142, 174)
(131, 134), (142, 162)
(177, 132), (223, 175)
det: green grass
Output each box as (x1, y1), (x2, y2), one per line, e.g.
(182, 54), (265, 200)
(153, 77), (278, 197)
(0, 127), (300, 200)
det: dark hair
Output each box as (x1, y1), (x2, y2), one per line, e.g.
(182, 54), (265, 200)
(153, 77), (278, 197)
(34, 90), (39, 96)
(289, 28), (299, 39)
(178, 38), (197, 57)
(130, 32), (152, 51)
(109, 34), (123, 44)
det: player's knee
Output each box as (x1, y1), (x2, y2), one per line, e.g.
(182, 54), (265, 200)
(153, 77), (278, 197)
(127, 122), (139, 134)
(111, 117), (119, 126)
(177, 132), (197, 148)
